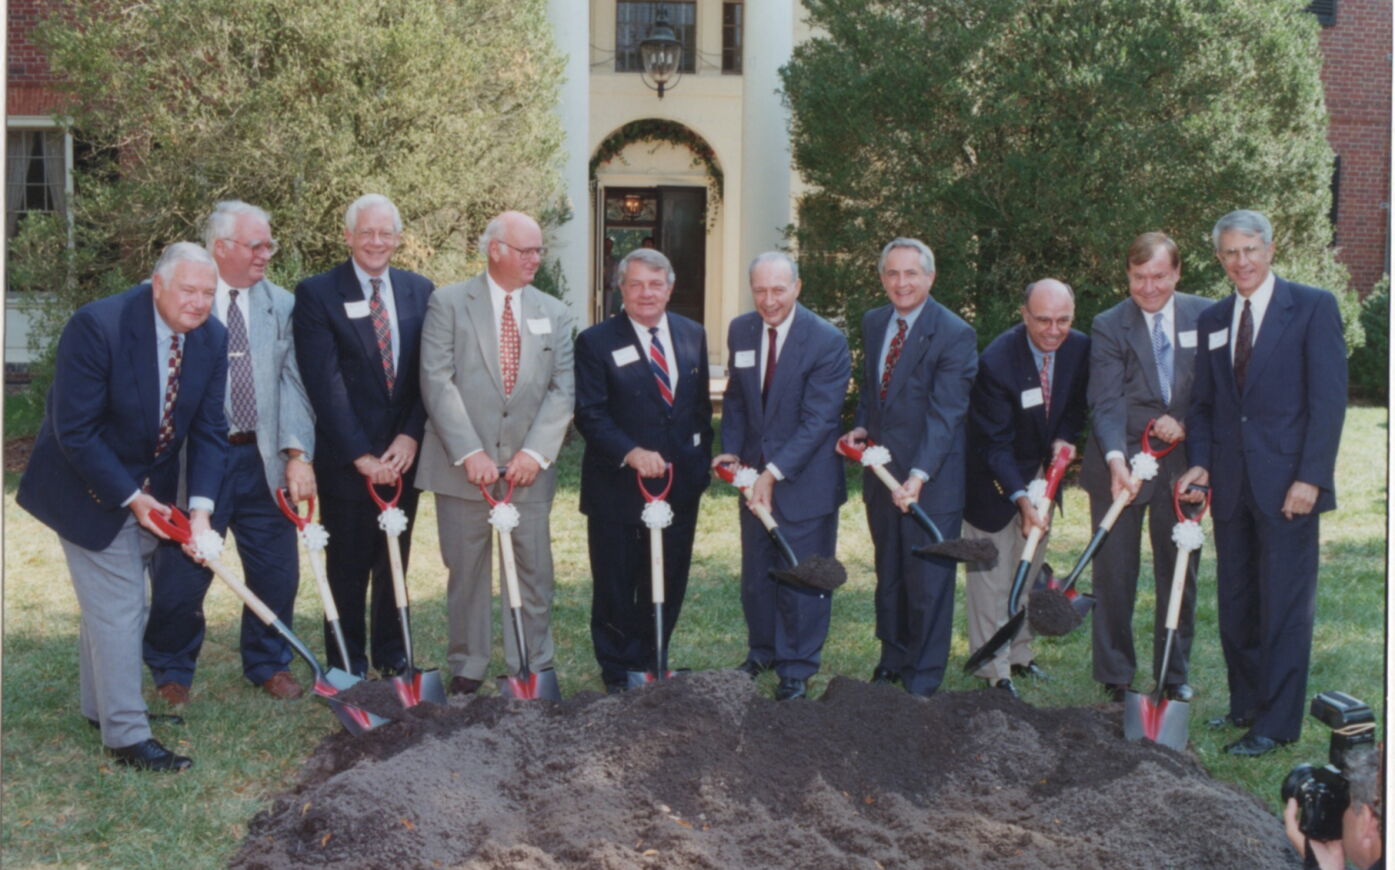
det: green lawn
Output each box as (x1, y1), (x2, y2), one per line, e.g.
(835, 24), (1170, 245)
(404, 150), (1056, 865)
(2, 406), (1386, 868)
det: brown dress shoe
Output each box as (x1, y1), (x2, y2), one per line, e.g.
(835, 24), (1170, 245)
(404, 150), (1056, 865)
(449, 676), (483, 696)
(157, 682), (190, 707)
(262, 671), (303, 700)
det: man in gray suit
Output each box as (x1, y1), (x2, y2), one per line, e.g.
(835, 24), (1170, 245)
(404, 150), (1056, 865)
(145, 201), (317, 704)
(1083, 232), (1209, 702)
(416, 210), (575, 696)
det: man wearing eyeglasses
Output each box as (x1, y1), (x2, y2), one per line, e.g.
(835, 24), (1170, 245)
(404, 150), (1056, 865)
(1176, 209), (1347, 757)
(294, 194), (435, 678)
(416, 210), (575, 696)
(144, 201), (317, 705)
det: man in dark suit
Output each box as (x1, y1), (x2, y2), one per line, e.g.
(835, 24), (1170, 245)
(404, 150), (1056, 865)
(18, 242), (228, 771)
(715, 251), (850, 701)
(144, 201), (317, 705)
(574, 248), (713, 693)
(842, 238), (977, 698)
(1178, 210), (1347, 757)
(293, 194), (434, 678)
(962, 279), (1089, 697)
(1084, 232), (1210, 703)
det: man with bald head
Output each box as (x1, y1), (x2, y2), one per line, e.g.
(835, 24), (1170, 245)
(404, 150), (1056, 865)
(416, 211), (575, 695)
(961, 279), (1089, 697)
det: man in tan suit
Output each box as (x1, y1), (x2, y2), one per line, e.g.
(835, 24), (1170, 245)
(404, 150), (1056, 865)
(416, 211), (575, 695)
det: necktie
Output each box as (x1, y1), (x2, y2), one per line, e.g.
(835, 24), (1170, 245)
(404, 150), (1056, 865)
(879, 317), (908, 401)
(369, 278), (395, 392)
(1233, 298), (1253, 391)
(155, 334), (181, 457)
(226, 288), (258, 431)
(500, 293), (520, 396)
(649, 326), (674, 408)
(1039, 352), (1053, 416)
(1152, 312), (1172, 404)
(762, 326), (778, 405)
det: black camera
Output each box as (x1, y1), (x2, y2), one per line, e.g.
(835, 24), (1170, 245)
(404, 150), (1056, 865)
(1279, 691), (1376, 842)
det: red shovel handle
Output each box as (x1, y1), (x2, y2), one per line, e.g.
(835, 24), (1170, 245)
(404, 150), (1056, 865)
(1174, 483), (1211, 522)
(479, 472), (517, 507)
(835, 438), (864, 462)
(637, 464), (674, 502)
(712, 462), (738, 485)
(1140, 418), (1181, 459)
(148, 505), (193, 544)
(275, 488), (315, 530)
(364, 475), (403, 511)
(1042, 445), (1072, 502)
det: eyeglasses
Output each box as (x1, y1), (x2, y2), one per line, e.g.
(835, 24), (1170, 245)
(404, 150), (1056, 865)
(1219, 244), (1267, 264)
(352, 229), (399, 243)
(224, 238), (279, 256)
(500, 241), (547, 260)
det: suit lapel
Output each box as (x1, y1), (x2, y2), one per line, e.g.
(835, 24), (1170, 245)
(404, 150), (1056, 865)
(125, 285), (160, 447)
(1207, 294), (1240, 401)
(512, 286), (543, 402)
(883, 302), (936, 405)
(1241, 277), (1292, 397)
(762, 308), (806, 424)
(246, 281), (273, 413)
(465, 277), (504, 398)
(337, 262), (390, 398)
(1169, 295), (1202, 414)
(1124, 303), (1167, 403)
(1013, 327), (1049, 440)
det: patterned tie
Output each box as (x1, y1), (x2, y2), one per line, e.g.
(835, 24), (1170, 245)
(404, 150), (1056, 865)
(1233, 298), (1254, 392)
(649, 326), (674, 408)
(369, 278), (395, 392)
(1039, 352), (1053, 416)
(879, 317), (908, 401)
(1152, 311), (1172, 405)
(226, 289), (258, 431)
(762, 326), (778, 405)
(500, 293), (520, 396)
(155, 334), (181, 457)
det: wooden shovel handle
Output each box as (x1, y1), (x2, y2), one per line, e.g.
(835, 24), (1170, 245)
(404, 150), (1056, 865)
(498, 528), (524, 609)
(649, 527), (665, 606)
(1163, 547), (1190, 631)
(207, 557), (278, 626)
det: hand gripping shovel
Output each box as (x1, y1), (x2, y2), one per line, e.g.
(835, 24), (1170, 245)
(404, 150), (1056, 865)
(1029, 419), (1181, 636)
(149, 507), (391, 735)
(835, 438), (997, 563)
(1123, 484), (1207, 751)
(626, 465), (685, 688)
(366, 476), (446, 708)
(481, 472), (561, 701)
(962, 446), (1072, 674)
(713, 462), (847, 591)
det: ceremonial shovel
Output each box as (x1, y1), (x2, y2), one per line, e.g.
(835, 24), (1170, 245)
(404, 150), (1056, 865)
(834, 438), (997, 563)
(1122, 484), (1207, 751)
(712, 462), (846, 591)
(366, 477), (447, 708)
(481, 471), (562, 701)
(626, 465), (685, 688)
(1028, 419), (1180, 637)
(962, 446), (1072, 674)
(149, 507), (391, 735)
(276, 489), (354, 673)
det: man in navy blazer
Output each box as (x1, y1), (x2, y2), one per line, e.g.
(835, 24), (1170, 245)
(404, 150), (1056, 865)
(842, 237), (978, 698)
(293, 194), (434, 677)
(715, 251), (851, 701)
(574, 248), (713, 693)
(18, 242), (228, 771)
(1178, 210), (1347, 757)
(962, 279), (1089, 697)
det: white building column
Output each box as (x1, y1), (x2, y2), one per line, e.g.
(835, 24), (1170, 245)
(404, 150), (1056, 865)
(738, 0), (795, 297)
(548, 0), (591, 322)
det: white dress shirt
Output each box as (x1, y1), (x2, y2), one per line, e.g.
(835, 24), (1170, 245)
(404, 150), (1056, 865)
(758, 310), (796, 480)
(351, 259), (400, 372)
(1230, 271), (1275, 364)
(627, 312), (678, 397)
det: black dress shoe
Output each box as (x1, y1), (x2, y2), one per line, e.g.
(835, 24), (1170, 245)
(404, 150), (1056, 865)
(1101, 683), (1129, 702)
(1011, 661), (1050, 681)
(109, 738), (192, 772)
(870, 666), (900, 685)
(737, 659), (771, 679)
(774, 677), (807, 701)
(1225, 732), (1289, 757)
(449, 676), (483, 696)
(1207, 713), (1254, 730)
(990, 678), (1019, 700)
(1165, 683), (1194, 702)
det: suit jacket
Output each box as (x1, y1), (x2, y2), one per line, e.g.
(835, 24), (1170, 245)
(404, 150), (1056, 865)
(293, 260), (433, 500)
(18, 283), (229, 551)
(721, 304), (851, 523)
(415, 272), (575, 504)
(964, 324), (1089, 532)
(853, 299), (978, 517)
(1081, 292), (1209, 504)
(1186, 276), (1347, 520)
(574, 312), (713, 519)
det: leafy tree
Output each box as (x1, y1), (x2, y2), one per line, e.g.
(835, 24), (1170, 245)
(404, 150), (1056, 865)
(782, 0), (1360, 375)
(13, 0), (565, 369)
(1348, 276), (1388, 402)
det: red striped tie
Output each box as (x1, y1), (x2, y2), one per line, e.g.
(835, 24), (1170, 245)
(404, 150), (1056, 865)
(649, 327), (674, 407)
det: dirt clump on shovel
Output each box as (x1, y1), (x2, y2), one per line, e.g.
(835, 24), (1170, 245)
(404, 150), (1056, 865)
(232, 670), (1298, 870)
(1028, 586), (1083, 637)
(771, 554), (847, 591)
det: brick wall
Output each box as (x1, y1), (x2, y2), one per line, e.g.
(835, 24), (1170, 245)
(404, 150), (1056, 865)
(1318, 0), (1392, 295)
(7, 0), (63, 116)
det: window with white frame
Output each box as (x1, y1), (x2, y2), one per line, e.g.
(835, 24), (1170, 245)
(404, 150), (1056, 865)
(6, 126), (68, 240)
(615, 1), (697, 74)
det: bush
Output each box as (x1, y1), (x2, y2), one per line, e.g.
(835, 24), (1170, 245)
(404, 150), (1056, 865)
(1349, 277), (1388, 402)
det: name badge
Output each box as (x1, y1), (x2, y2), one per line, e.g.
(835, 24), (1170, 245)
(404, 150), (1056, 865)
(1177, 329), (1197, 349)
(1021, 387), (1044, 409)
(1209, 329), (1229, 351)
(692, 433), (701, 447)
(344, 300), (370, 319)
(734, 350), (756, 369)
(527, 318), (552, 335)
(612, 345), (641, 367)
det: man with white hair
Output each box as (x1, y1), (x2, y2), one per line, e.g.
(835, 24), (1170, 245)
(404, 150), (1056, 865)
(18, 242), (229, 770)
(416, 210), (575, 696)
(144, 201), (316, 705)
(294, 194), (434, 678)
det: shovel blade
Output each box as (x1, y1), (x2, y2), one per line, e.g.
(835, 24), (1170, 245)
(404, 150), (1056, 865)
(497, 668), (562, 701)
(1122, 691), (1191, 750)
(320, 666), (363, 693)
(311, 680), (393, 735)
(625, 667), (687, 689)
(391, 668), (447, 709)
(1068, 590), (1097, 619)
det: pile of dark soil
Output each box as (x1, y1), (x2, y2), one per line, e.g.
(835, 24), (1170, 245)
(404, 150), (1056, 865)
(233, 671), (1298, 869)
